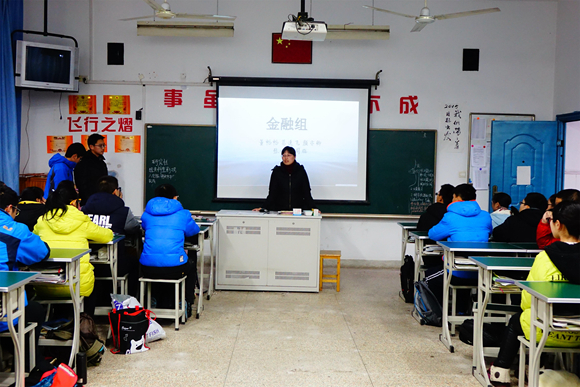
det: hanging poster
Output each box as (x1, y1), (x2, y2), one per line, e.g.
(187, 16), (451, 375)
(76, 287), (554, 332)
(115, 135), (141, 153)
(47, 136), (73, 153)
(68, 95), (96, 114)
(103, 95), (131, 114)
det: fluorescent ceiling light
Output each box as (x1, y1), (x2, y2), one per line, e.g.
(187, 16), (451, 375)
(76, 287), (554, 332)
(137, 21), (234, 37)
(326, 25), (389, 40)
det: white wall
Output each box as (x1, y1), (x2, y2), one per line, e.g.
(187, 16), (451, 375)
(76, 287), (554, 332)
(20, 0), (559, 263)
(554, 0), (580, 116)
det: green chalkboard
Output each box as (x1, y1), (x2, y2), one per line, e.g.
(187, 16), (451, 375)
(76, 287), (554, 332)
(144, 125), (436, 215)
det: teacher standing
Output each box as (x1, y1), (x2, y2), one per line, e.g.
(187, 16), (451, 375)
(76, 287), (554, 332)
(258, 146), (315, 211)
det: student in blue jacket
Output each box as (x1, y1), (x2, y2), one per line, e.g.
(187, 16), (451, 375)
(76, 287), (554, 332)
(0, 185), (50, 366)
(140, 184), (200, 315)
(43, 142), (86, 199)
(427, 184), (493, 313)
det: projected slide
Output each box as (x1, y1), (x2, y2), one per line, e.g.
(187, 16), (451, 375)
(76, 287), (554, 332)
(217, 86), (369, 202)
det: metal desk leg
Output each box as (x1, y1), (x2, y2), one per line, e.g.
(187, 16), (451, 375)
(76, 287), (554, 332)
(68, 260), (80, 368)
(196, 232), (204, 319)
(6, 289), (25, 387)
(440, 250), (454, 352)
(528, 297), (549, 387)
(208, 225), (214, 300)
(108, 243), (118, 294)
(473, 267), (492, 386)
(401, 229), (409, 266)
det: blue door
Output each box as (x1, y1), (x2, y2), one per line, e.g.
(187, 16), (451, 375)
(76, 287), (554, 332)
(489, 121), (558, 211)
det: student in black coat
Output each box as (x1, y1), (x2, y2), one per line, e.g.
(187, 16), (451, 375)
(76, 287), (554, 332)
(492, 192), (548, 243)
(74, 133), (108, 205)
(82, 175), (141, 296)
(15, 186), (46, 231)
(416, 184), (454, 231)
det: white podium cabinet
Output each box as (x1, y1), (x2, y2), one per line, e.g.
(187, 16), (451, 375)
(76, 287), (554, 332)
(216, 210), (321, 292)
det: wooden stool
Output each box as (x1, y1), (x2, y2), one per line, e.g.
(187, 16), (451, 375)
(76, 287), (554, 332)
(320, 250), (341, 292)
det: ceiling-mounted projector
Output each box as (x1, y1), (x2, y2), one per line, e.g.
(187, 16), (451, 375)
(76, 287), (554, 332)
(281, 0), (326, 41)
(281, 20), (327, 41)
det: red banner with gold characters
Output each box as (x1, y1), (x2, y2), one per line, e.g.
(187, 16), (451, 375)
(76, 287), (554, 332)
(47, 136), (73, 153)
(103, 95), (131, 114)
(115, 135), (141, 153)
(81, 134), (108, 151)
(68, 95), (96, 114)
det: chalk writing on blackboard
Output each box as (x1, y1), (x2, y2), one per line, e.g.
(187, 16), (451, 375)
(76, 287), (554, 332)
(148, 158), (177, 185)
(408, 161), (434, 214)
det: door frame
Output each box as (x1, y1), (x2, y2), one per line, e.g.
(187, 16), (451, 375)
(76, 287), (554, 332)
(555, 111), (580, 192)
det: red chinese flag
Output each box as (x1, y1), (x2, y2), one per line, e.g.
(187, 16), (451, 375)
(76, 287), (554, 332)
(272, 33), (312, 64)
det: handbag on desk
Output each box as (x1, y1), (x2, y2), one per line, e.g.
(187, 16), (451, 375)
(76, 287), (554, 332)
(108, 306), (150, 354)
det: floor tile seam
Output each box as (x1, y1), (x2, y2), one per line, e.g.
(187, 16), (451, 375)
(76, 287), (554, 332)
(336, 293), (376, 387)
(222, 291), (249, 387)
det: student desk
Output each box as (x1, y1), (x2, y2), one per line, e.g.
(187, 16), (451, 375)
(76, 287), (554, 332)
(90, 234), (125, 294)
(0, 271), (40, 387)
(515, 281), (580, 387)
(397, 222), (417, 266)
(184, 225), (211, 319)
(436, 241), (532, 353)
(468, 257), (535, 387)
(194, 218), (217, 301)
(33, 248), (88, 368)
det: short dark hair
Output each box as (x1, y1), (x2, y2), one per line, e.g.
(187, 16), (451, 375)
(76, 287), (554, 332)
(492, 192), (511, 208)
(97, 175), (118, 194)
(20, 186), (44, 202)
(87, 133), (105, 147)
(556, 189), (580, 203)
(552, 201), (580, 239)
(438, 184), (454, 206)
(281, 146), (296, 157)
(0, 186), (19, 209)
(65, 142), (86, 158)
(154, 184), (178, 199)
(454, 184), (476, 201)
(548, 194), (557, 207)
(524, 192), (548, 212)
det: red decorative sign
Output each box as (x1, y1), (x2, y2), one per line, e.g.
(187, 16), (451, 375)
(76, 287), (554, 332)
(370, 95), (380, 114)
(400, 96), (418, 114)
(164, 89), (183, 107)
(204, 90), (217, 108)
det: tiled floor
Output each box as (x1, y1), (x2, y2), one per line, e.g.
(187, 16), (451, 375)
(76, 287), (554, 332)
(88, 268), (481, 386)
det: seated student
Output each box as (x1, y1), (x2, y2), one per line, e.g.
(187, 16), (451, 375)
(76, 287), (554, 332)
(16, 186), (46, 231)
(0, 185), (50, 365)
(428, 184), (493, 312)
(489, 201), (580, 384)
(43, 142), (86, 199)
(492, 192), (547, 243)
(82, 175), (141, 295)
(490, 192), (511, 228)
(537, 189), (580, 249)
(34, 181), (113, 317)
(140, 184), (199, 316)
(416, 184), (454, 232)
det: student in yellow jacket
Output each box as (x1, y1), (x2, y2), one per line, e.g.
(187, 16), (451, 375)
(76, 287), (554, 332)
(490, 201), (580, 385)
(34, 180), (113, 317)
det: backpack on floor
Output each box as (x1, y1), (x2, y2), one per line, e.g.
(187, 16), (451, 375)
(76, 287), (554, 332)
(109, 306), (150, 355)
(413, 270), (443, 327)
(458, 319), (506, 347)
(79, 313), (106, 366)
(400, 255), (414, 303)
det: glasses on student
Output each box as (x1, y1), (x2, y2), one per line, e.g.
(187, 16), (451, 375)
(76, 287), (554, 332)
(519, 201), (526, 206)
(94, 144), (106, 149)
(12, 206), (20, 216)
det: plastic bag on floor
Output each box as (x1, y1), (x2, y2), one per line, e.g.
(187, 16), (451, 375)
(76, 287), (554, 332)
(111, 294), (166, 342)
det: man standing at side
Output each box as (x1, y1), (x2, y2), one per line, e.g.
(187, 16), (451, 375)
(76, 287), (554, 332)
(74, 134), (108, 205)
(43, 142), (86, 199)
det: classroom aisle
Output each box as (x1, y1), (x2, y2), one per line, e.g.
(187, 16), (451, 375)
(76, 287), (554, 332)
(88, 268), (482, 387)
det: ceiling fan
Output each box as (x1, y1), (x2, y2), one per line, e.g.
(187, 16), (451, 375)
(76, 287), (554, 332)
(363, 0), (499, 32)
(121, 0), (236, 21)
